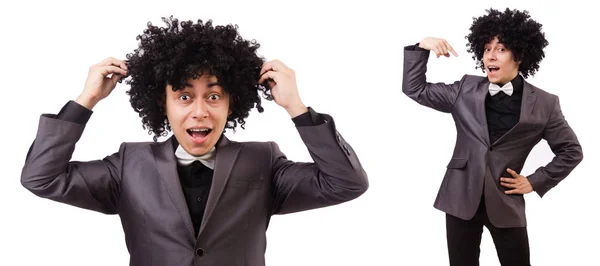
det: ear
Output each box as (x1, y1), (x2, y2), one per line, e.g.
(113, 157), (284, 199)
(513, 52), (523, 65)
(161, 84), (172, 115)
(227, 94), (233, 116)
(515, 57), (522, 65)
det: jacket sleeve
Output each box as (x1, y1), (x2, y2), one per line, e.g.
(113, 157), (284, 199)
(21, 101), (124, 214)
(402, 44), (465, 113)
(527, 96), (583, 197)
(270, 107), (369, 214)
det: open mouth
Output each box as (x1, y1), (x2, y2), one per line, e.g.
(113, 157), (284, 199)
(186, 127), (212, 139)
(488, 66), (500, 73)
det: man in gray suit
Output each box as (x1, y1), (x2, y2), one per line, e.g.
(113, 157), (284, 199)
(402, 8), (582, 266)
(21, 17), (368, 266)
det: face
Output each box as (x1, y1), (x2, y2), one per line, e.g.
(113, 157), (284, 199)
(483, 36), (520, 85)
(165, 74), (230, 156)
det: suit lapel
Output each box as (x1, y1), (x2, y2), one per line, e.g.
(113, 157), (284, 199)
(198, 135), (242, 237)
(476, 80), (492, 146)
(151, 136), (196, 239)
(520, 81), (538, 121)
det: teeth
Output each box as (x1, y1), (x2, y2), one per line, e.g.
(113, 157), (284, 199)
(189, 128), (210, 132)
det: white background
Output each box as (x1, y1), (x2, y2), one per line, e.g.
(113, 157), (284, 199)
(1, 0), (598, 265)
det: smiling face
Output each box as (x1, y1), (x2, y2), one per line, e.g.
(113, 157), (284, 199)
(483, 36), (521, 85)
(165, 74), (230, 156)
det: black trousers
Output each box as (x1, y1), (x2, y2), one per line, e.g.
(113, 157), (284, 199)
(446, 197), (530, 266)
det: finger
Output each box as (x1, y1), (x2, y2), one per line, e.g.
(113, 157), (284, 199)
(431, 47), (441, 58)
(431, 45), (440, 56)
(444, 40), (459, 57)
(505, 188), (521, 194)
(265, 59), (291, 75)
(260, 61), (284, 77)
(259, 62), (272, 77)
(506, 168), (520, 178)
(437, 44), (448, 57)
(500, 177), (516, 183)
(500, 182), (517, 189)
(100, 57), (128, 70)
(97, 65), (128, 77)
(269, 59), (289, 70)
(260, 60), (281, 76)
(257, 70), (281, 85)
(110, 73), (124, 86)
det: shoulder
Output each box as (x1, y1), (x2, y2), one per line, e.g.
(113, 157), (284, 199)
(118, 139), (164, 156)
(524, 81), (559, 103)
(231, 140), (274, 152)
(463, 74), (487, 84)
(227, 140), (281, 164)
(528, 82), (556, 97)
(453, 74), (487, 92)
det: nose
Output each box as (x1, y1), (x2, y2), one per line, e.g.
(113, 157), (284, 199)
(486, 50), (497, 61)
(191, 100), (208, 119)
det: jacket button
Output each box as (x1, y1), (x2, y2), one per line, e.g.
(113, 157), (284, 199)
(342, 144), (351, 155)
(196, 248), (205, 257)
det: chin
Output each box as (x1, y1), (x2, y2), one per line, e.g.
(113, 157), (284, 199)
(487, 76), (499, 83)
(184, 145), (211, 156)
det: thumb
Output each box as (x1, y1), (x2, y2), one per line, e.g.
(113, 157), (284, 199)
(110, 73), (123, 87)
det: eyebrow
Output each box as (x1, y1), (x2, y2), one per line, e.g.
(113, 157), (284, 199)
(484, 44), (505, 48)
(207, 82), (221, 88)
(182, 82), (221, 88)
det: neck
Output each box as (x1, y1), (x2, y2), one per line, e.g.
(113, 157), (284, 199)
(496, 73), (519, 87)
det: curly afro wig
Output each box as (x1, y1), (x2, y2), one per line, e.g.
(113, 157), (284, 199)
(465, 8), (549, 78)
(124, 16), (270, 141)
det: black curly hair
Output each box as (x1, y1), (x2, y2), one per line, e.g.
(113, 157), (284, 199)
(124, 16), (271, 141)
(465, 8), (549, 78)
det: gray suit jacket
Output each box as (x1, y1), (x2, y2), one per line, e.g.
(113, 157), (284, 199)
(21, 107), (368, 266)
(402, 46), (583, 228)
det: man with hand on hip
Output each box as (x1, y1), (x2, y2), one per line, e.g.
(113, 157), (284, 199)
(401, 8), (583, 266)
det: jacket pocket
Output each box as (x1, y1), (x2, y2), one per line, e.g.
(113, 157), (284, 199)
(227, 178), (264, 190)
(446, 158), (468, 169)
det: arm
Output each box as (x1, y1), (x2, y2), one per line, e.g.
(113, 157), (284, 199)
(270, 108), (368, 214)
(527, 96), (583, 197)
(257, 59), (368, 214)
(402, 39), (464, 113)
(21, 57), (129, 214)
(21, 101), (125, 214)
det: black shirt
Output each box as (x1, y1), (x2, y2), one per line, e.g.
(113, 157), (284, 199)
(56, 101), (323, 237)
(176, 160), (213, 236)
(485, 74), (523, 144)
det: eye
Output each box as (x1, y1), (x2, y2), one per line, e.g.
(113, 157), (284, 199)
(498, 48), (506, 52)
(179, 94), (190, 101)
(208, 94), (220, 101)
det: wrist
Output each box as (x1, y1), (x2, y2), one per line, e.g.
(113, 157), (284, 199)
(75, 93), (100, 110)
(285, 102), (308, 118)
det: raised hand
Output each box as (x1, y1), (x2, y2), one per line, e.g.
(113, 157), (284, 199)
(258, 59), (307, 118)
(76, 57), (128, 110)
(418, 37), (459, 58)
